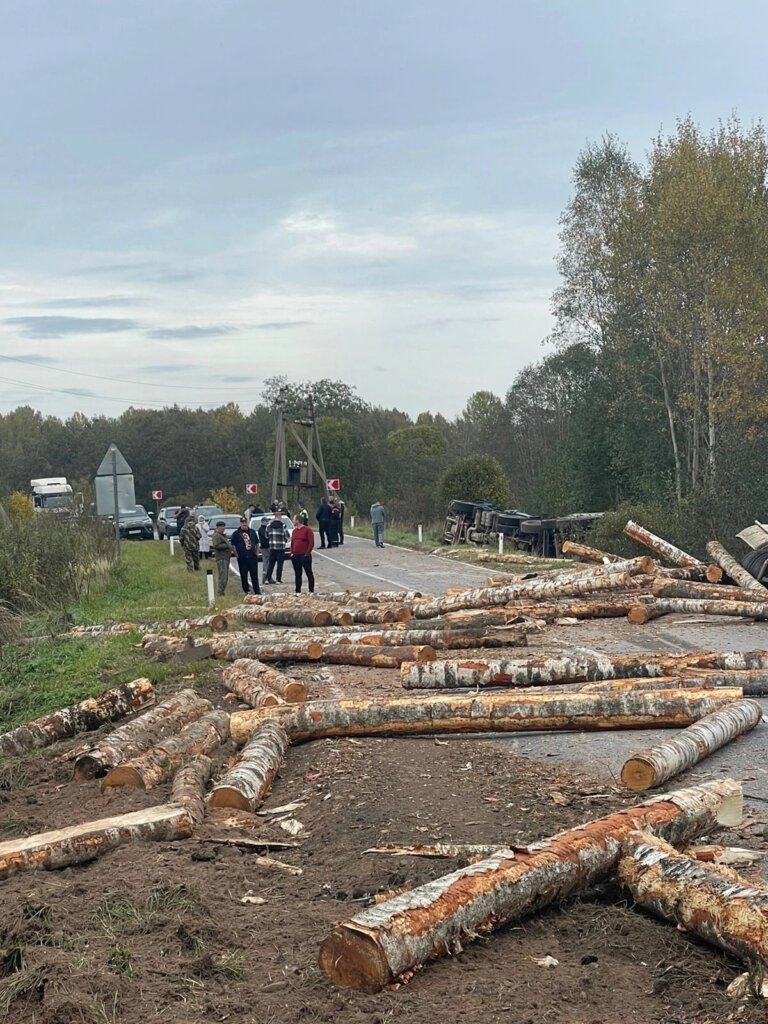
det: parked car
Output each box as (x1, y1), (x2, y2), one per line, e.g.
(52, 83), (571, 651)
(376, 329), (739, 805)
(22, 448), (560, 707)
(117, 505), (154, 540)
(216, 514), (247, 539)
(195, 504), (224, 523)
(157, 506), (181, 538)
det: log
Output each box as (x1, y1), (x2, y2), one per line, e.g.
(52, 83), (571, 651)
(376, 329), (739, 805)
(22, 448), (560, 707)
(0, 679), (155, 756)
(364, 843), (505, 858)
(224, 659), (304, 704)
(706, 540), (768, 594)
(222, 662), (287, 707)
(228, 688), (740, 747)
(0, 804), (194, 880)
(141, 634), (213, 663)
(319, 644), (437, 668)
(212, 638), (324, 662)
(578, 676), (725, 694)
(650, 578), (767, 603)
(561, 540), (622, 563)
(102, 710), (230, 790)
(627, 603), (669, 624)
(620, 699), (762, 791)
(617, 830), (768, 967)
(656, 565), (723, 582)
(171, 754), (213, 825)
(623, 519), (703, 568)
(640, 597), (768, 621)
(73, 688), (212, 780)
(680, 669), (768, 695)
(506, 599), (643, 622)
(684, 650), (768, 671)
(413, 573), (635, 619)
(208, 720), (289, 811)
(231, 607), (334, 628)
(318, 779), (742, 992)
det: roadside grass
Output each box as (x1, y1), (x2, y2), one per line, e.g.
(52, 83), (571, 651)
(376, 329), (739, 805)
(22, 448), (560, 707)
(0, 542), (239, 730)
(344, 522), (444, 551)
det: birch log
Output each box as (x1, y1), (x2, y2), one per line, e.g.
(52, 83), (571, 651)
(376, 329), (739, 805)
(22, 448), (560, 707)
(229, 688), (739, 747)
(509, 599), (645, 622)
(561, 541), (622, 563)
(211, 638), (324, 662)
(627, 603), (671, 625)
(620, 700), (762, 791)
(318, 779), (743, 992)
(641, 597), (768, 621)
(102, 710), (230, 790)
(624, 520), (703, 568)
(578, 676), (725, 694)
(706, 540), (768, 594)
(320, 644), (436, 667)
(617, 830), (768, 966)
(413, 573), (635, 619)
(171, 754), (213, 825)
(224, 659), (302, 704)
(73, 688), (212, 780)
(680, 669), (768, 695)
(0, 679), (155, 756)
(208, 720), (289, 811)
(0, 805), (194, 881)
(651, 578), (766, 603)
(230, 607), (334, 628)
(656, 565), (723, 582)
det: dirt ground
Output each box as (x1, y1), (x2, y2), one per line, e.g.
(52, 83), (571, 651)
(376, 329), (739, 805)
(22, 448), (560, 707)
(1, 650), (766, 1024)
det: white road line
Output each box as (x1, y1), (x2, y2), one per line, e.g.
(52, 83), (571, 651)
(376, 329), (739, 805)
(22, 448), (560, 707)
(313, 550), (412, 590)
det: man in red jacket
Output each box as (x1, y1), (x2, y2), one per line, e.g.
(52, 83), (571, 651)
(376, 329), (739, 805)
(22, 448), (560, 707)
(290, 514), (315, 594)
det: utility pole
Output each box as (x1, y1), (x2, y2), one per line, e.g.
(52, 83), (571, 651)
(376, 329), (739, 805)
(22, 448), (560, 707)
(271, 394), (329, 507)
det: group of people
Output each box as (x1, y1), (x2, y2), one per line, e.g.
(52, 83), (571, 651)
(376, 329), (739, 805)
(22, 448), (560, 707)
(176, 494), (385, 599)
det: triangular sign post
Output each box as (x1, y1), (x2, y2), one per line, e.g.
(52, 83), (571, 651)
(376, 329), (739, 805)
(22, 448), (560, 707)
(97, 445), (132, 477)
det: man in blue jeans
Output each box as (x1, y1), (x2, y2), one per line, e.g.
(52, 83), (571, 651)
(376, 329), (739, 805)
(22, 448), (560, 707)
(230, 516), (261, 594)
(370, 500), (385, 548)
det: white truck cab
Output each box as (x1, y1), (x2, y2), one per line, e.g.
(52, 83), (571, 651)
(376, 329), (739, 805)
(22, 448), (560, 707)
(30, 477), (74, 513)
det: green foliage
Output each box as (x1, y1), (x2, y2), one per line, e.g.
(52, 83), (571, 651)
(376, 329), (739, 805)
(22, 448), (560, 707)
(4, 492), (33, 523)
(439, 455), (510, 508)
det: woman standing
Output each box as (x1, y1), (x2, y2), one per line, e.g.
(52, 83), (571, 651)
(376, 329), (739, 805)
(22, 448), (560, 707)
(290, 514), (315, 594)
(198, 515), (212, 559)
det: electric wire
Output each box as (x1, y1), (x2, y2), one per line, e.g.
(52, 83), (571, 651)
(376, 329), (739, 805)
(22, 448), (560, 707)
(0, 374), (240, 409)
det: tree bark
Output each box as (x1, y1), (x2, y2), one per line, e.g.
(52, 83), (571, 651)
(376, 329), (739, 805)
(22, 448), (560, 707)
(102, 710), (230, 790)
(141, 635), (213, 662)
(212, 638), (324, 662)
(658, 352), (683, 503)
(208, 720), (289, 811)
(627, 603), (669, 624)
(510, 599), (646, 622)
(319, 644), (437, 667)
(680, 669), (768, 694)
(620, 700), (762, 791)
(578, 676), (722, 694)
(73, 688), (212, 780)
(623, 520), (703, 568)
(706, 540), (768, 594)
(229, 688), (739, 747)
(224, 659), (304, 704)
(318, 780), (742, 992)
(617, 830), (768, 966)
(655, 565), (723, 582)
(222, 663), (287, 707)
(413, 573), (635, 619)
(364, 843), (505, 858)
(171, 754), (213, 825)
(561, 541), (622, 563)
(651, 578), (765, 603)
(0, 679), (155, 757)
(228, 607), (334, 628)
(349, 606), (412, 624)
(641, 597), (768, 621)
(0, 804), (195, 880)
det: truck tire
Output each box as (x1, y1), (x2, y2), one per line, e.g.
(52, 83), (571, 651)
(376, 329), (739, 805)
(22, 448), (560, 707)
(741, 545), (768, 582)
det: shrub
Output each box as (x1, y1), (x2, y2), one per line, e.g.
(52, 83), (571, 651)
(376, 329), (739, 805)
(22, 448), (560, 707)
(208, 487), (243, 514)
(4, 493), (34, 523)
(439, 455), (511, 510)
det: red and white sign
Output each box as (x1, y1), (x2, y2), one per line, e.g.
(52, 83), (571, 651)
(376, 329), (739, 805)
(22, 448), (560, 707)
(326, 479), (340, 492)
(245, 483), (259, 495)
(151, 490), (163, 501)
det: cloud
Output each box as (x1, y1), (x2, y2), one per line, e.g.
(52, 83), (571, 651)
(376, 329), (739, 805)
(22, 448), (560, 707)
(145, 325), (238, 340)
(140, 363), (198, 373)
(281, 210), (416, 259)
(0, 353), (58, 365)
(215, 374), (260, 383)
(68, 262), (201, 283)
(253, 321), (312, 330)
(62, 387), (96, 397)
(4, 316), (140, 338)
(38, 296), (145, 309)
(415, 316), (505, 329)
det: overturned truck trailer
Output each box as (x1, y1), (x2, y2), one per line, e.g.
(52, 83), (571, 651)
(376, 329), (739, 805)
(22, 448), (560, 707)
(443, 499), (604, 558)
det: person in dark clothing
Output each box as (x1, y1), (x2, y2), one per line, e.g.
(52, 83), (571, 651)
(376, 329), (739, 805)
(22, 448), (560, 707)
(327, 501), (340, 548)
(264, 511), (289, 584)
(230, 516), (261, 594)
(175, 504), (190, 533)
(315, 497), (332, 549)
(331, 497), (345, 545)
(257, 515), (270, 582)
(290, 514), (315, 593)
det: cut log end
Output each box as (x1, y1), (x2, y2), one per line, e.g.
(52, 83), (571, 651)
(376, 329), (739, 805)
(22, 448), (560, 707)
(73, 754), (103, 782)
(620, 757), (656, 792)
(102, 765), (144, 789)
(627, 605), (653, 625)
(318, 926), (391, 993)
(705, 565), (724, 584)
(283, 681), (308, 704)
(207, 787), (253, 811)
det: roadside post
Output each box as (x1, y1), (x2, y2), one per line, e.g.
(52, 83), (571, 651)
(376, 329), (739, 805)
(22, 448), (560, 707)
(206, 569), (215, 607)
(351, 515), (356, 529)
(95, 444), (134, 564)
(170, 535), (175, 556)
(498, 532), (504, 556)
(418, 524), (423, 543)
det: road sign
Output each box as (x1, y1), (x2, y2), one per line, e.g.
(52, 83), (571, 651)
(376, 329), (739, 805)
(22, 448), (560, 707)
(151, 489), (163, 501)
(327, 479), (340, 492)
(245, 483), (259, 495)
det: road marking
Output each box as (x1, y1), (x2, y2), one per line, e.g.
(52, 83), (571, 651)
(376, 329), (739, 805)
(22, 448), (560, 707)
(313, 550), (413, 590)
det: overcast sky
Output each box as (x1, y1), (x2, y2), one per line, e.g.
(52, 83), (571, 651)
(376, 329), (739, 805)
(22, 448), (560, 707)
(1, 0), (766, 419)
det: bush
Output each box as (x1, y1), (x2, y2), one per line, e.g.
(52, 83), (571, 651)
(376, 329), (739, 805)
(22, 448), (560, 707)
(439, 455), (511, 510)
(0, 516), (115, 613)
(587, 499), (718, 561)
(4, 492), (33, 523)
(208, 487), (243, 514)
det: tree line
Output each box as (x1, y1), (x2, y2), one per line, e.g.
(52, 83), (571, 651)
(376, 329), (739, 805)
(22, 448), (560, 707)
(3, 116), (767, 552)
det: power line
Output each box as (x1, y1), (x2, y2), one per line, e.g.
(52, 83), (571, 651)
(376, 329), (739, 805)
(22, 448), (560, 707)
(0, 374), (242, 410)
(0, 354), (259, 392)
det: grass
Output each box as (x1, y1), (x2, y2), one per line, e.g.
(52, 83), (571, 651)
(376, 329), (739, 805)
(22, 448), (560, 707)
(94, 885), (197, 936)
(0, 542), (236, 731)
(344, 521), (444, 551)
(107, 945), (135, 978)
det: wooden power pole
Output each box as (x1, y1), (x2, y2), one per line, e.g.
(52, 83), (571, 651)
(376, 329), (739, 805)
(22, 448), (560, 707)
(271, 396), (329, 507)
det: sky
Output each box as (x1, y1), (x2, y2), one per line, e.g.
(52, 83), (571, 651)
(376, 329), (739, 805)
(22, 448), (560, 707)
(1, 0), (767, 419)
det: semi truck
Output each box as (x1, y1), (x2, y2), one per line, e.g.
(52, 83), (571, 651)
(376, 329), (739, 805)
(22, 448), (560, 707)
(30, 477), (75, 515)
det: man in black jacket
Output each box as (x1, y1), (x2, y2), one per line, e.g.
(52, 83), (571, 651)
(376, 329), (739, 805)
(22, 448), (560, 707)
(315, 497), (332, 549)
(257, 515), (270, 583)
(230, 516), (261, 594)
